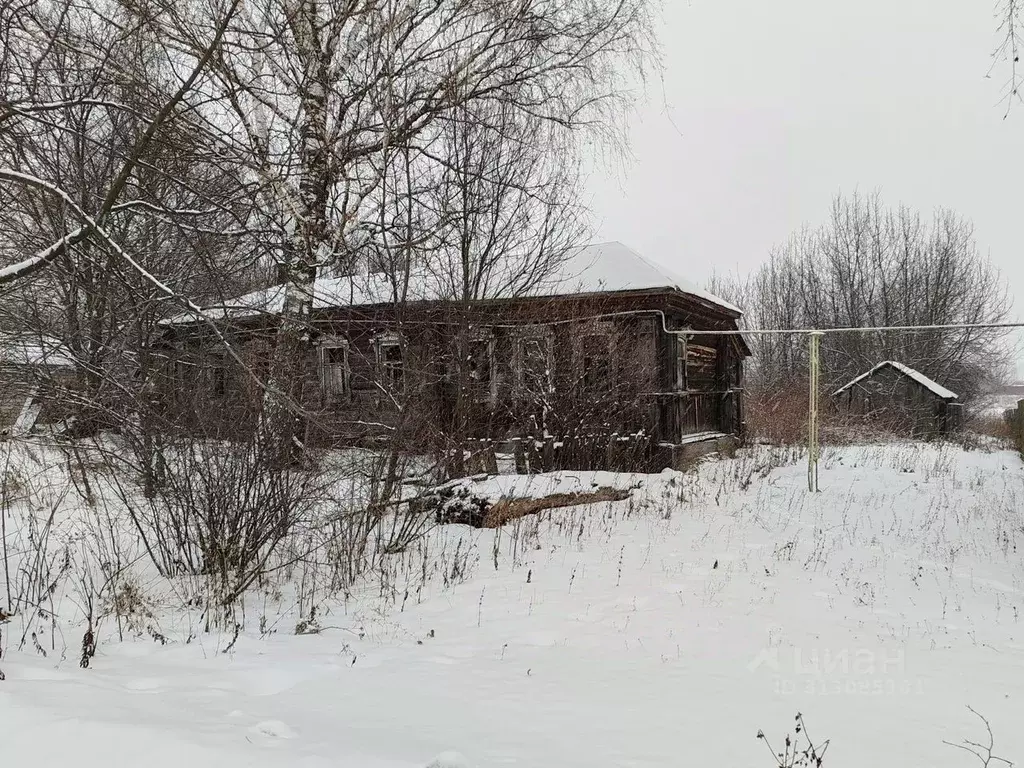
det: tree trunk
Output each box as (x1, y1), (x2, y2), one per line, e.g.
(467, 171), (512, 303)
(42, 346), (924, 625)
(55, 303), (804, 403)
(258, 0), (331, 464)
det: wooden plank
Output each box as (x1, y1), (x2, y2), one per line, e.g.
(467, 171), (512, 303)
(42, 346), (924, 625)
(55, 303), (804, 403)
(11, 389), (41, 436)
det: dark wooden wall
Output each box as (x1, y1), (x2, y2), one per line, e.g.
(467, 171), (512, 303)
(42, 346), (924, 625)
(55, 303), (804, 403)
(835, 366), (957, 435)
(158, 291), (747, 450)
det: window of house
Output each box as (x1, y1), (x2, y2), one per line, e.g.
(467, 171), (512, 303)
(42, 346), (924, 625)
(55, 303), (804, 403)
(465, 336), (493, 393)
(211, 361), (227, 397)
(319, 339), (350, 402)
(202, 353), (227, 398)
(376, 335), (404, 393)
(675, 335), (688, 391)
(173, 357), (194, 403)
(686, 343), (718, 389)
(516, 332), (552, 398)
(580, 333), (612, 395)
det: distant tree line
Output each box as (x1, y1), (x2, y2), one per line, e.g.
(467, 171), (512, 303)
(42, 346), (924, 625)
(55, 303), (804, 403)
(710, 192), (1014, 402)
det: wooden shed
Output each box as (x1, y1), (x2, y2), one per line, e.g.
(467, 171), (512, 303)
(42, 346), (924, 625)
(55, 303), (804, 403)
(831, 361), (962, 436)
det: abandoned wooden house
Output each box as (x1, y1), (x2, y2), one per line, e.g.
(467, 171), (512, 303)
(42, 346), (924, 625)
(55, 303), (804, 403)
(831, 360), (962, 436)
(159, 242), (750, 470)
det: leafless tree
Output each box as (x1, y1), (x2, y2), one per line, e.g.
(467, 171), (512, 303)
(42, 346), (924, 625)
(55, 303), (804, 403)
(2, 0), (656, 457)
(425, 101), (586, 302)
(0, 0), (657, 623)
(0, 0), (271, 507)
(0, 0), (245, 289)
(993, 0), (1024, 114)
(714, 192), (1014, 402)
(1, 94), (255, 422)
(423, 99), (586, 470)
(190, 0), (655, 461)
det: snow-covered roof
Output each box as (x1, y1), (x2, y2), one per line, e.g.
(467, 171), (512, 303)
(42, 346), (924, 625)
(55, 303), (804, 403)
(0, 335), (75, 369)
(535, 241), (741, 313)
(832, 361), (958, 400)
(163, 241), (740, 325)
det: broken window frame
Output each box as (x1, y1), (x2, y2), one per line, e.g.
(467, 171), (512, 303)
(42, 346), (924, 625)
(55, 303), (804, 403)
(675, 331), (690, 392)
(685, 341), (719, 391)
(185, 350), (225, 400)
(513, 327), (554, 400)
(374, 332), (405, 396)
(210, 360), (227, 398)
(463, 330), (496, 402)
(318, 336), (351, 404)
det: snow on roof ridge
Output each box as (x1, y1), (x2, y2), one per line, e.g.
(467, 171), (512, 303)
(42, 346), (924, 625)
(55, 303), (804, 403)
(573, 241), (742, 315)
(161, 241), (742, 325)
(832, 360), (958, 400)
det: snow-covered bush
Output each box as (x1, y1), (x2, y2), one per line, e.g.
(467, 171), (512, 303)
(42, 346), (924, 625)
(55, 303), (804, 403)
(101, 436), (329, 617)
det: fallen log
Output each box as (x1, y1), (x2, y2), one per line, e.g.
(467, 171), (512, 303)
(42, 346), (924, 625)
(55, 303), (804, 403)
(421, 483), (630, 529)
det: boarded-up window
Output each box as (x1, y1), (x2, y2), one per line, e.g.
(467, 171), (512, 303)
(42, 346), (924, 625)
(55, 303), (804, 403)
(581, 333), (612, 395)
(687, 343), (718, 388)
(319, 341), (349, 402)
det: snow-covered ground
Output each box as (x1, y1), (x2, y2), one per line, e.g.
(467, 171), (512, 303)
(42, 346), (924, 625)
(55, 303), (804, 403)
(2, 440), (1024, 767)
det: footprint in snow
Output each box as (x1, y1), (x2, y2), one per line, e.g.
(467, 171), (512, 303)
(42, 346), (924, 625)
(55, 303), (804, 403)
(425, 752), (471, 768)
(124, 678), (165, 693)
(250, 720), (296, 739)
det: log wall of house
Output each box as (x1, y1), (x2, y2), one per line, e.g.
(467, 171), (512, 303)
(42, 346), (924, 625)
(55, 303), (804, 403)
(158, 291), (746, 452)
(0, 375), (33, 431)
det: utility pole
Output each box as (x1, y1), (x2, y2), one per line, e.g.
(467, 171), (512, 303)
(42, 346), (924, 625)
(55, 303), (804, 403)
(807, 331), (823, 492)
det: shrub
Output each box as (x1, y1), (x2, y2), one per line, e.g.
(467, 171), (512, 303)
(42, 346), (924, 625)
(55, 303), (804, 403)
(107, 436), (327, 615)
(757, 713), (829, 767)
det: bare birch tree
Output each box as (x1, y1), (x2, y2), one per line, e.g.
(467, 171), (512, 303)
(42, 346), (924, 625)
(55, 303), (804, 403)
(194, 0), (655, 460)
(2, 0), (656, 470)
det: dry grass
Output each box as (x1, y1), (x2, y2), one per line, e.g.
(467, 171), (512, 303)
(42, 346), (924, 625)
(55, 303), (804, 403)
(969, 416), (1016, 442)
(747, 382), (1017, 450)
(745, 387), (810, 446)
(746, 385), (892, 446)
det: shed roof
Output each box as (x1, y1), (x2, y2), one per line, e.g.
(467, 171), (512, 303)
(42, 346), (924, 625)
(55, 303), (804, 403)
(832, 361), (958, 401)
(162, 241), (741, 325)
(0, 335), (74, 369)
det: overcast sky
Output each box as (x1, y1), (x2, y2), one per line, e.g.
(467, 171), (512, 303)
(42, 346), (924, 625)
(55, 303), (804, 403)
(586, 0), (1024, 377)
